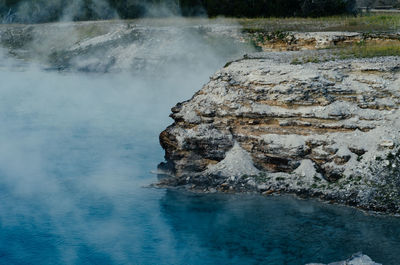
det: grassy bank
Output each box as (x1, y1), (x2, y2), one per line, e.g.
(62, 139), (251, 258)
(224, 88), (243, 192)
(341, 42), (400, 58)
(239, 13), (400, 32)
(122, 13), (400, 32)
(1, 13), (399, 32)
(291, 42), (400, 64)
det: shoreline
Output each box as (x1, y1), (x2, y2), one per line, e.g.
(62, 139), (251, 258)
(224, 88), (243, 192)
(152, 179), (400, 217)
(155, 177), (400, 216)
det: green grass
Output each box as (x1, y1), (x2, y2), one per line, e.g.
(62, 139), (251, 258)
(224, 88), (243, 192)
(290, 41), (400, 64)
(239, 13), (400, 33)
(18, 14), (396, 33)
(338, 42), (400, 58)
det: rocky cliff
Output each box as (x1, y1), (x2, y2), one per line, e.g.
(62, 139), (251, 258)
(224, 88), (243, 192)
(159, 52), (400, 214)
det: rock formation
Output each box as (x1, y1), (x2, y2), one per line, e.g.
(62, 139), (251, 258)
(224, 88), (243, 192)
(159, 52), (400, 214)
(247, 31), (400, 51)
(307, 253), (381, 265)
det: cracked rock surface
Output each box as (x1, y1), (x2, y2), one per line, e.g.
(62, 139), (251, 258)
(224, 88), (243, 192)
(159, 53), (400, 214)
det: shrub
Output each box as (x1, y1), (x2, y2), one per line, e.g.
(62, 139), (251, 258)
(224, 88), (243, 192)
(301, 0), (355, 17)
(0, 0), (358, 23)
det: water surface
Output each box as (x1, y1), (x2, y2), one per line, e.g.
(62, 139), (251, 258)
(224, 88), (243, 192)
(0, 51), (399, 265)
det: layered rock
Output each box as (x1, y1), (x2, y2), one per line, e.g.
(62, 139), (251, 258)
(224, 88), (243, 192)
(248, 31), (400, 51)
(159, 52), (400, 214)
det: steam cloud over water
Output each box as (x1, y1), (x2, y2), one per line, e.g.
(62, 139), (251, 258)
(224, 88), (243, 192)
(0, 21), (256, 263)
(1, 6), (399, 265)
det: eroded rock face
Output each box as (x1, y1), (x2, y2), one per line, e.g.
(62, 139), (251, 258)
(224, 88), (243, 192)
(248, 32), (400, 51)
(159, 52), (400, 213)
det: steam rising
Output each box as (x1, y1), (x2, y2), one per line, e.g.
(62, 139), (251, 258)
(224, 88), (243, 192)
(2, 0), (118, 23)
(1, 4), (400, 265)
(1, 0), (191, 23)
(0, 51), (201, 264)
(0, 5), (256, 261)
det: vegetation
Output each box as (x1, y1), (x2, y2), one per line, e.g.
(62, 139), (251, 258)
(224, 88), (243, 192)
(338, 41), (400, 58)
(290, 41), (400, 64)
(0, 0), (357, 23)
(240, 14), (400, 32)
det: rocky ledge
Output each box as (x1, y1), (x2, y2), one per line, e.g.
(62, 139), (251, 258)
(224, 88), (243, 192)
(307, 253), (381, 265)
(158, 52), (400, 214)
(247, 31), (400, 52)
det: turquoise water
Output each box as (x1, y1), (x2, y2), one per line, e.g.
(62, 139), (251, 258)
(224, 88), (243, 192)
(0, 61), (400, 265)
